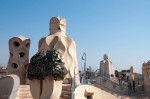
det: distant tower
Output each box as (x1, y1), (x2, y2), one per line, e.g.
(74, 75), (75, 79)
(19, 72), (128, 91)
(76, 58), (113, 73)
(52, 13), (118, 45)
(130, 66), (134, 81)
(142, 60), (150, 93)
(7, 36), (30, 84)
(99, 54), (115, 78)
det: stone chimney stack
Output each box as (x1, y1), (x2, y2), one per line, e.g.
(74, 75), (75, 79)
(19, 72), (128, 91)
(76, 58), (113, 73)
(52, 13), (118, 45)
(7, 35), (30, 84)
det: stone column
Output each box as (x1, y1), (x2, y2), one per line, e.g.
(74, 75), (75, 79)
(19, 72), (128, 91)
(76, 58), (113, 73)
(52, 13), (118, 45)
(7, 36), (30, 84)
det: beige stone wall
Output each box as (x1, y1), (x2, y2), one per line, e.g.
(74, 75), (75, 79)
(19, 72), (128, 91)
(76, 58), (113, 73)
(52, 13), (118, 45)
(7, 36), (30, 84)
(74, 85), (119, 99)
(142, 61), (150, 93)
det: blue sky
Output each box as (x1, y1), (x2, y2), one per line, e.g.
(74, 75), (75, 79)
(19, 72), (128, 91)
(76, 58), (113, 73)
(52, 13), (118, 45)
(1, 0), (150, 73)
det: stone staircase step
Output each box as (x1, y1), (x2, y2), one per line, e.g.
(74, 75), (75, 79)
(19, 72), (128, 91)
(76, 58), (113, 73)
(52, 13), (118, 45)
(15, 97), (33, 99)
(61, 84), (71, 99)
(17, 90), (32, 97)
(62, 88), (71, 91)
(63, 94), (71, 99)
(62, 84), (71, 88)
(62, 84), (71, 86)
(61, 91), (71, 95)
(18, 85), (30, 91)
(16, 85), (33, 99)
(59, 97), (66, 99)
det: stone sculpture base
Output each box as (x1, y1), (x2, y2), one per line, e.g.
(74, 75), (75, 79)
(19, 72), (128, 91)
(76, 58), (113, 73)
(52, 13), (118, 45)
(30, 76), (62, 99)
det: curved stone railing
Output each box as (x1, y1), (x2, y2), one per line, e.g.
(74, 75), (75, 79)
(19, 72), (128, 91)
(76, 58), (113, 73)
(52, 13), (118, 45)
(93, 76), (128, 94)
(74, 85), (120, 99)
(90, 69), (128, 96)
(0, 75), (20, 99)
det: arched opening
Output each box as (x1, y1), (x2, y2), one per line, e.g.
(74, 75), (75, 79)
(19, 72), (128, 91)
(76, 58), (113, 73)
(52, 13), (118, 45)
(84, 90), (94, 99)
(12, 63), (18, 69)
(14, 41), (20, 47)
(87, 96), (92, 99)
(19, 52), (25, 58)
(58, 27), (61, 30)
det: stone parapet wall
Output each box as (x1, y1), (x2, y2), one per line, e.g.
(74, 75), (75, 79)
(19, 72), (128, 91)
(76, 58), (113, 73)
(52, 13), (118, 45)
(74, 85), (120, 99)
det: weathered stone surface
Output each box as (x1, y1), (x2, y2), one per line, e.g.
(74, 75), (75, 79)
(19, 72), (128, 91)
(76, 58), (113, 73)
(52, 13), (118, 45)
(74, 85), (119, 99)
(39, 17), (80, 85)
(142, 60), (150, 93)
(7, 36), (30, 84)
(30, 16), (80, 99)
(15, 85), (33, 99)
(0, 75), (20, 99)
